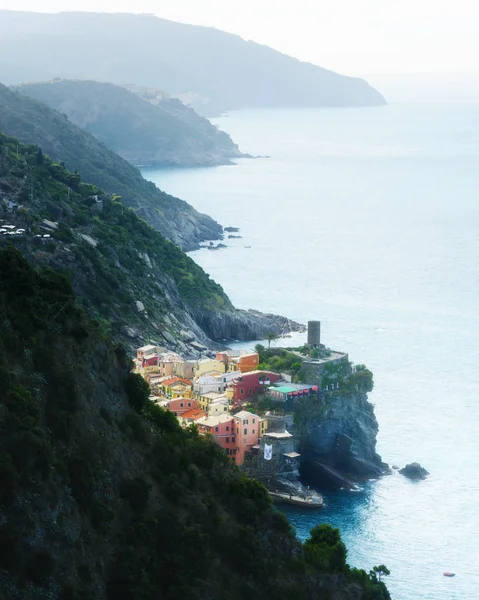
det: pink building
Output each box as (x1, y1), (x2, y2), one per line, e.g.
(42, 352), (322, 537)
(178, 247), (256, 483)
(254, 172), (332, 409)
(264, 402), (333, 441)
(163, 398), (198, 416)
(233, 410), (260, 466)
(197, 414), (236, 458)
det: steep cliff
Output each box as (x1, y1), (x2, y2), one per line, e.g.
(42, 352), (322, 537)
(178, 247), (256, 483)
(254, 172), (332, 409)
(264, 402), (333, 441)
(0, 83), (221, 250)
(0, 132), (299, 353)
(17, 80), (246, 167)
(296, 375), (388, 489)
(0, 246), (391, 600)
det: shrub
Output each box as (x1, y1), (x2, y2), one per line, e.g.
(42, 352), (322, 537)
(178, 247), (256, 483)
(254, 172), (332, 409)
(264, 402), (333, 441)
(120, 477), (151, 511)
(25, 548), (55, 584)
(0, 452), (19, 506)
(125, 372), (150, 412)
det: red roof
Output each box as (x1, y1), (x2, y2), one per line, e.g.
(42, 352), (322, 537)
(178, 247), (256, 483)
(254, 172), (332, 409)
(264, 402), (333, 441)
(162, 377), (192, 387)
(181, 409), (206, 420)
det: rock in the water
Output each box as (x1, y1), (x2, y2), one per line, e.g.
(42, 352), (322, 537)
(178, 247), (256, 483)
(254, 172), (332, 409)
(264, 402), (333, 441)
(399, 462), (429, 480)
(135, 300), (145, 313)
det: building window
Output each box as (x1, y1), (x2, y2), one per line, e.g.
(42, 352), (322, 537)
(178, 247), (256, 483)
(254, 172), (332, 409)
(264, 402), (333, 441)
(215, 427), (219, 432)
(236, 428), (239, 434)
(180, 403), (184, 407)
(188, 402), (191, 407)
(226, 448), (229, 456)
(240, 388), (244, 395)
(252, 430), (255, 434)
(226, 426), (230, 432)
(243, 419), (248, 425)
(244, 428), (247, 435)
(232, 437), (236, 443)
(253, 418), (256, 424)
(249, 388), (253, 394)
(226, 437), (230, 443)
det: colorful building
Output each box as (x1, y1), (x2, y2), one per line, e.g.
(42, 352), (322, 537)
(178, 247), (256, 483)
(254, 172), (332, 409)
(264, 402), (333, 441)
(208, 399), (230, 416)
(194, 358), (226, 377)
(162, 398), (198, 416)
(174, 360), (195, 380)
(196, 414), (236, 458)
(197, 391), (229, 412)
(180, 408), (207, 426)
(233, 410), (260, 465)
(266, 383), (318, 410)
(216, 351), (260, 373)
(136, 344), (164, 360)
(230, 371), (281, 403)
(161, 377), (193, 399)
(194, 371), (241, 396)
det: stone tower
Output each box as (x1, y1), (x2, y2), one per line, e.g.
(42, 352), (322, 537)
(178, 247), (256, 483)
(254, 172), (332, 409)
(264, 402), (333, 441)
(307, 321), (321, 348)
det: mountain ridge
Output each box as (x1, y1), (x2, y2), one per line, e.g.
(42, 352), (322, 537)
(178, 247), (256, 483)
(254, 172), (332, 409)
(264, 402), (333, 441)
(16, 79), (246, 167)
(0, 82), (222, 250)
(0, 10), (386, 116)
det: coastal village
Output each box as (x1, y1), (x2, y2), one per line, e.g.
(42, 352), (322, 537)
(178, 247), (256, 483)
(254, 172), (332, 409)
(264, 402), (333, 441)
(134, 321), (351, 507)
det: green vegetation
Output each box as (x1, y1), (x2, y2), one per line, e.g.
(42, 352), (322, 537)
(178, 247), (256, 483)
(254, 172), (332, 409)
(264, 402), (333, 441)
(266, 332), (279, 348)
(0, 247), (390, 599)
(18, 80), (243, 168)
(0, 83), (222, 250)
(258, 346), (303, 377)
(0, 132), (232, 345)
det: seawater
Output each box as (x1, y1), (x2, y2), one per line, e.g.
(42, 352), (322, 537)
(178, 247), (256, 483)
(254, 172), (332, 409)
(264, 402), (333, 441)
(142, 103), (479, 599)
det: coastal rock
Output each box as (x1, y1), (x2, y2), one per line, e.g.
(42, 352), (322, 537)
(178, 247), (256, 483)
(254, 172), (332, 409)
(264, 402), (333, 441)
(191, 308), (305, 342)
(298, 392), (388, 489)
(207, 243), (227, 251)
(224, 226), (240, 233)
(399, 463), (429, 480)
(135, 300), (145, 313)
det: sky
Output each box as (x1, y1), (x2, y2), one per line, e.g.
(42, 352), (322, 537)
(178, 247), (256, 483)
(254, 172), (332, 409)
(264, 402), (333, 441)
(0, 0), (477, 85)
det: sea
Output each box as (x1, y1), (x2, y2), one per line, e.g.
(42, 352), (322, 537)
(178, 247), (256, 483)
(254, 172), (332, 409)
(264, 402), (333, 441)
(142, 103), (479, 600)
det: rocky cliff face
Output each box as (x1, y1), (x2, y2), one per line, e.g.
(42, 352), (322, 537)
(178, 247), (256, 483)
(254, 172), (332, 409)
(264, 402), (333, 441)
(296, 392), (388, 489)
(191, 308), (304, 343)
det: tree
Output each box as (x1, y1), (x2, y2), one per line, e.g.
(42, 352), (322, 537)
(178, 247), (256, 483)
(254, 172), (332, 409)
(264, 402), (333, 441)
(266, 333), (279, 349)
(125, 373), (150, 413)
(254, 344), (265, 355)
(371, 565), (390, 582)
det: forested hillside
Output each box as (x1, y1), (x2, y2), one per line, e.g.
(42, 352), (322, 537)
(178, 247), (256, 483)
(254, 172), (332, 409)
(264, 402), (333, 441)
(0, 133), (297, 351)
(0, 245), (391, 600)
(0, 83), (221, 250)
(17, 80), (245, 167)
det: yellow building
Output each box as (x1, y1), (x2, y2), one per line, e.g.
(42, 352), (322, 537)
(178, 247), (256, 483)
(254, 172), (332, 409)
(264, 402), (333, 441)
(208, 399), (230, 416)
(194, 358), (226, 377)
(197, 391), (229, 412)
(259, 417), (269, 438)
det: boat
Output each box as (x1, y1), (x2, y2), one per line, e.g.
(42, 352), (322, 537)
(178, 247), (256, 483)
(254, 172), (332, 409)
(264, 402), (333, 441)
(269, 491), (323, 509)
(443, 572), (455, 577)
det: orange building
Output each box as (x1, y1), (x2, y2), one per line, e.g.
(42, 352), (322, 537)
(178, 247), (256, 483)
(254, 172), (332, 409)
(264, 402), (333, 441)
(216, 351), (259, 373)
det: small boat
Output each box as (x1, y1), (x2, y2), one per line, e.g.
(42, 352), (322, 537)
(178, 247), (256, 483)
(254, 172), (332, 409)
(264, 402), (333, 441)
(443, 572), (455, 577)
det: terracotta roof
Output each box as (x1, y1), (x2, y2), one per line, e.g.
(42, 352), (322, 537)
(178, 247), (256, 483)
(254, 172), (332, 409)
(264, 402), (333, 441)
(181, 409), (206, 420)
(162, 377), (192, 387)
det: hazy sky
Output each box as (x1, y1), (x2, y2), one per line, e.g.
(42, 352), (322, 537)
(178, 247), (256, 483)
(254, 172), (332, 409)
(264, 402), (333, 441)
(0, 0), (477, 78)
